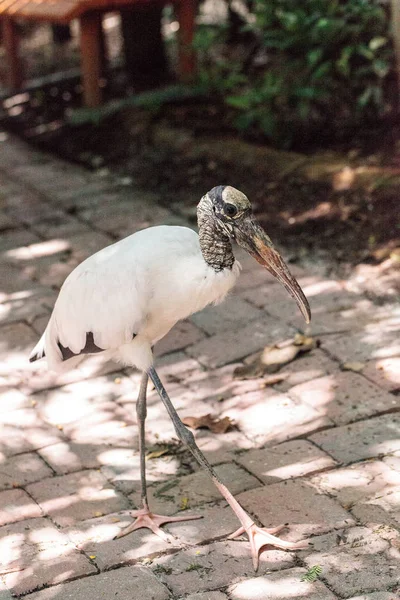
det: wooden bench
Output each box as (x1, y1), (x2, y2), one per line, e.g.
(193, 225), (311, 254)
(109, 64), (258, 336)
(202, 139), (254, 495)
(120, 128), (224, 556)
(0, 0), (197, 106)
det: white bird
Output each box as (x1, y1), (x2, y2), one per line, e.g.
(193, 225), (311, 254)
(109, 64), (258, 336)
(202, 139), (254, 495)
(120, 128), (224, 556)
(30, 185), (311, 569)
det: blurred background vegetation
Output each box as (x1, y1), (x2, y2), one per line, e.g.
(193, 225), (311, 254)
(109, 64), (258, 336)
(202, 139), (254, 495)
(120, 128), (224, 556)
(195, 0), (395, 148)
(1, 0), (398, 151)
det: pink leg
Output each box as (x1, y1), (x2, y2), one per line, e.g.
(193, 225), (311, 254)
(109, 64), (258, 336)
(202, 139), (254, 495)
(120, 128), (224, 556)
(149, 367), (308, 570)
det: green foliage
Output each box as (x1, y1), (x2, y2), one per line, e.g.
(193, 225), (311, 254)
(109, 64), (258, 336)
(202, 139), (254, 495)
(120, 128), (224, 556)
(198, 0), (393, 147)
(300, 565), (323, 583)
(67, 84), (201, 126)
(194, 24), (248, 94)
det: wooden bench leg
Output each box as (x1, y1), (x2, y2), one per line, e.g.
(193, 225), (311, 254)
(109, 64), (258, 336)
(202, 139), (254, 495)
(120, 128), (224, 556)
(176, 0), (197, 80)
(2, 17), (23, 90)
(79, 11), (102, 107)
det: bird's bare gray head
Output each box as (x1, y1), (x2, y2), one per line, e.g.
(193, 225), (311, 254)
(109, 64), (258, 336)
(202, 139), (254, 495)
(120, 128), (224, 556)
(198, 185), (311, 324)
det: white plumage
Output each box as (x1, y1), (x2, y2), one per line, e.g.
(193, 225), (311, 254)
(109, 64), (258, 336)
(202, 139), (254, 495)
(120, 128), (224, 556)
(32, 225), (241, 373)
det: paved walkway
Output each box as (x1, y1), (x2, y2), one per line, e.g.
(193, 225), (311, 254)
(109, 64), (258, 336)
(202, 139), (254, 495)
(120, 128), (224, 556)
(0, 132), (399, 600)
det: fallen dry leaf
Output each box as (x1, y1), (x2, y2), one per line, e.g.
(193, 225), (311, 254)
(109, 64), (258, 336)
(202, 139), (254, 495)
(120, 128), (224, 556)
(146, 448), (171, 460)
(182, 414), (234, 434)
(234, 335), (317, 380)
(258, 373), (288, 387)
(180, 496), (190, 510)
(343, 361), (366, 372)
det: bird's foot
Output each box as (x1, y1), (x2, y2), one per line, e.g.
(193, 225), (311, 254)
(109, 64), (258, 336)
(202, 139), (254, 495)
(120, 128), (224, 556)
(114, 508), (202, 543)
(228, 523), (309, 571)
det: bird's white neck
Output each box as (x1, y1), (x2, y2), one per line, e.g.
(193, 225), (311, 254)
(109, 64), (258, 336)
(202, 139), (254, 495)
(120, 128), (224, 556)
(197, 198), (235, 272)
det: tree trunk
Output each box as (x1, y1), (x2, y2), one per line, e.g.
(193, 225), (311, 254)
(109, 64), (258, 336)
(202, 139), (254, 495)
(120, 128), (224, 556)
(121, 4), (169, 85)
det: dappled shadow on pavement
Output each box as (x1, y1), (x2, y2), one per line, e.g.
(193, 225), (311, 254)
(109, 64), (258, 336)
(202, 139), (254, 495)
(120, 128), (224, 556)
(0, 134), (399, 598)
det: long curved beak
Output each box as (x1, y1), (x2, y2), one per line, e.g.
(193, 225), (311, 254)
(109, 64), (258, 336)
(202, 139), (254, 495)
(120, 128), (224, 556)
(235, 217), (311, 324)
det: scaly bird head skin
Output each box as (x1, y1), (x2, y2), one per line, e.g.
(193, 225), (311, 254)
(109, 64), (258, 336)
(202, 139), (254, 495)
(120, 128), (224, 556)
(199, 185), (311, 324)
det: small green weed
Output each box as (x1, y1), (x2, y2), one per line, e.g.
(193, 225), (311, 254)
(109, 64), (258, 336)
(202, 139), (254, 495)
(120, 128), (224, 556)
(301, 565), (323, 582)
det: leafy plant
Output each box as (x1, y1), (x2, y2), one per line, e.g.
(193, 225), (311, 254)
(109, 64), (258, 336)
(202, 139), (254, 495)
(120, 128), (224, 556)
(194, 24), (247, 94)
(198, 0), (394, 147)
(300, 564), (323, 582)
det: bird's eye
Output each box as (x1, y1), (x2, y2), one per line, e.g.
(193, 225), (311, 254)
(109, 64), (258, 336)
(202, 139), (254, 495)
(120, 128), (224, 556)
(225, 203), (238, 217)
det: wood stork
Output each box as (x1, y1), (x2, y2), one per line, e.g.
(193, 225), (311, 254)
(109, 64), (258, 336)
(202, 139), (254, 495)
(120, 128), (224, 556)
(30, 185), (311, 569)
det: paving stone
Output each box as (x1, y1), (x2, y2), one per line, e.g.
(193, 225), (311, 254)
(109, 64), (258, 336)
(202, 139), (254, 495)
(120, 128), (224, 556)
(38, 441), (125, 474)
(221, 388), (332, 445)
(235, 266), (276, 290)
(352, 488), (400, 530)
(65, 511), (171, 570)
(243, 276), (358, 319)
(4, 191), (64, 227)
(156, 320), (206, 357)
(0, 229), (40, 255)
(190, 297), (263, 335)
(0, 138), (48, 171)
(236, 479), (354, 542)
(347, 593), (399, 600)
(312, 459), (400, 507)
(0, 488), (41, 525)
(274, 349), (339, 391)
(184, 592), (228, 600)
(155, 351), (202, 383)
(301, 526), (400, 598)
(53, 181), (123, 210)
(0, 262), (52, 303)
(0, 209), (18, 231)
(184, 361), (264, 405)
(26, 470), (129, 527)
(289, 286), (372, 336)
(24, 352), (124, 395)
(0, 387), (30, 413)
(0, 452), (53, 490)
(0, 407), (64, 457)
(23, 565), (170, 600)
(64, 414), (139, 448)
(37, 374), (134, 427)
(118, 381), (225, 446)
(63, 230), (113, 263)
(0, 322), (40, 381)
(237, 440), (337, 484)
(80, 200), (171, 237)
(12, 161), (88, 193)
(310, 413), (400, 463)
(31, 258), (77, 289)
(0, 580), (13, 600)
(363, 357), (400, 392)
(314, 457), (400, 528)
(60, 381), (201, 449)
(296, 303), (374, 336)
(130, 463), (260, 516)
(0, 517), (96, 595)
(151, 540), (295, 595)
(228, 567), (337, 600)
(289, 372), (397, 425)
(30, 314), (51, 336)
(100, 448), (182, 495)
(321, 313), (400, 365)
(194, 429), (254, 465)
(31, 214), (91, 239)
(187, 316), (295, 368)
(163, 503), (240, 545)
(0, 293), (53, 326)
(21, 359), (99, 396)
